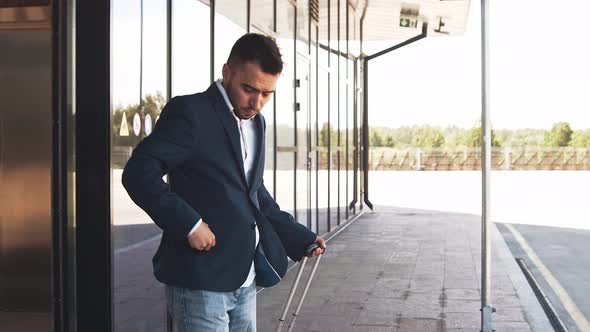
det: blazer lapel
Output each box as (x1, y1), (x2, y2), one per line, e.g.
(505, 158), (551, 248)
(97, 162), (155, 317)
(249, 113), (265, 195)
(206, 84), (248, 187)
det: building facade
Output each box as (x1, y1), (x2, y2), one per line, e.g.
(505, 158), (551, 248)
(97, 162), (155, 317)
(1, 1), (366, 330)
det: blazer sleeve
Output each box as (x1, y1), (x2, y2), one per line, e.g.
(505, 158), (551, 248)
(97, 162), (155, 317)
(122, 96), (201, 240)
(257, 180), (317, 261)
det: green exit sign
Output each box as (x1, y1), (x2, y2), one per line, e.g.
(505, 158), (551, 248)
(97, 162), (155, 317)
(400, 17), (418, 28)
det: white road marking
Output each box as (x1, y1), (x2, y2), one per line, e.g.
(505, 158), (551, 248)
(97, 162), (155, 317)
(505, 223), (590, 332)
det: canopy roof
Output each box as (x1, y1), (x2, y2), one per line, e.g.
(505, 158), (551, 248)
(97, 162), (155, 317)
(320, 0), (471, 42)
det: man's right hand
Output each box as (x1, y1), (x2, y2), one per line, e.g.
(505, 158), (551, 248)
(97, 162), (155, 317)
(188, 222), (216, 251)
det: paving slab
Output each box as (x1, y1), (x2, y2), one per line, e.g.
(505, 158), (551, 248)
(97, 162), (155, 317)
(257, 206), (552, 331)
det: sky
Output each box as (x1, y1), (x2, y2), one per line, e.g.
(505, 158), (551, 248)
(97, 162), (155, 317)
(112, 0), (590, 131)
(369, 0), (590, 130)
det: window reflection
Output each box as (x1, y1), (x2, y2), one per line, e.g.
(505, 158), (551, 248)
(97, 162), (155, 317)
(318, 63), (330, 234)
(172, 0), (211, 96)
(310, 24), (319, 233)
(251, 0), (274, 33)
(348, 58), (355, 214)
(111, 0), (170, 331)
(340, 0), (348, 220)
(329, 70), (339, 229)
(296, 57), (310, 228)
(275, 2), (296, 216)
(296, 0), (309, 48)
(215, 0), (247, 78)
(250, 25), (276, 198)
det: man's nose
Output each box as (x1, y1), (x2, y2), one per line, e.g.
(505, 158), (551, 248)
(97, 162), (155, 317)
(250, 93), (262, 109)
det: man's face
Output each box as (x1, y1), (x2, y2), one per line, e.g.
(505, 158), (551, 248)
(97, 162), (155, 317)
(222, 61), (279, 120)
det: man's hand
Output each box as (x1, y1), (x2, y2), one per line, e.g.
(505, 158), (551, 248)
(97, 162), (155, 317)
(188, 222), (216, 251)
(308, 236), (326, 257)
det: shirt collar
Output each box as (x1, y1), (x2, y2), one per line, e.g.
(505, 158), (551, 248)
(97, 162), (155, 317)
(215, 79), (254, 122)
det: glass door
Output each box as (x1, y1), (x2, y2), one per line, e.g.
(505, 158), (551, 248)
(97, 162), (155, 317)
(275, 2), (297, 219)
(296, 55), (311, 229)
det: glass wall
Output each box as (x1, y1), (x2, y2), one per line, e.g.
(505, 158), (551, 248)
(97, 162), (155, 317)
(328, 0), (339, 230)
(251, 0), (274, 33)
(111, 0), (168, 331)
(107, 3), (362, 327)
(317, 0), (331, 233)
(339, 0), (348, 221)
(339, 61), (347, 219)
(296, 55), (311, 228)
(347, 57), (355, 214)
(275, 1), (296, 216)
(172, 0), (211, 96)
(111, 0), (210, 330)
(310, 22), (320, 233)
(318, 65), (330, 234)
(296, 2), (311, 228)
(215, 0), (247, 78)
(347, 4), (356, 214)
(251, 3), (275, 199)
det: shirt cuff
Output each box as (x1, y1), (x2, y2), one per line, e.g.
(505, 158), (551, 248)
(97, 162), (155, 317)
(187, 219), (203, 237)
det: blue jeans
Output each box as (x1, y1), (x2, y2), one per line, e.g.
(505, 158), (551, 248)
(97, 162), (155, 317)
(165, 282), (257, 332)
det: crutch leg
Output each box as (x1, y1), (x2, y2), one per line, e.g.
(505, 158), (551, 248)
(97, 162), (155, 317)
(287, 254), (322, 332)
(276, 256), (309, 332)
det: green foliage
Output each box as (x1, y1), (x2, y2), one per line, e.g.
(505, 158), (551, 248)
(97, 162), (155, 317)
(442, 126), (501, 147)
(569, 130), (590, 147)
(384, 135), (395, 147)
(318, 123), (331, 146)
(412, 126), (445, 147)
(495, 128), (544, 147)
(370, 130), (383, 146)
(277, 121), (590, 149)
(544, 122), (573, 147)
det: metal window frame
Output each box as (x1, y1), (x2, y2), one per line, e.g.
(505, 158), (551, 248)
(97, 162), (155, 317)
(312, 22), (320, 233)
(52, 0), (74, 330)
(336, 0), (341, 226)
(75, 1), (112, 330)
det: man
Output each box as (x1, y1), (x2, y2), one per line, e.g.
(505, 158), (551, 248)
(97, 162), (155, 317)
(122, 33), (325, 331)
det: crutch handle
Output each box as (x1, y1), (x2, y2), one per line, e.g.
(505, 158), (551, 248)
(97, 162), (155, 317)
(305, 242), (325, 257)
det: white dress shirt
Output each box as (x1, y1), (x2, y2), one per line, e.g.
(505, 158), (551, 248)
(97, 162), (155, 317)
(187, 79), (260, 288)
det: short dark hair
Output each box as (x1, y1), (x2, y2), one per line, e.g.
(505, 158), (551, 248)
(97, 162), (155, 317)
(226, 33), (283, 74)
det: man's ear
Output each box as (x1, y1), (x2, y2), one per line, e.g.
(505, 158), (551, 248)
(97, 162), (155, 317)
(221, 64), (230, 84)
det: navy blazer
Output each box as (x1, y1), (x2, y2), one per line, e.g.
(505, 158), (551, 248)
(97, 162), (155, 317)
(122, 83), (317, 292)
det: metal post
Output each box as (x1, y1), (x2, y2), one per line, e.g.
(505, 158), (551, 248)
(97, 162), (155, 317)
(361, 56), (373, 210)
(481, 0), (494, 331)
(416, 148), (422, 171)
(504, 147), (511, 170)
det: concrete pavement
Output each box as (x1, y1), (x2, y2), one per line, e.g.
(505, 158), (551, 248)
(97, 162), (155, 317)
(256, 206), (552, 331)
(113, 205), (553, 331)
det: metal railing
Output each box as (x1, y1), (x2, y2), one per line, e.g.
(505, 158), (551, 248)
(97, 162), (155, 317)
(367, 147), (590, 171)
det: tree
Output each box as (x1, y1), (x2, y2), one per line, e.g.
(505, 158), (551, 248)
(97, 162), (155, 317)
(319, 122), (333, 147)
(569, 130), (590, 147)
(391, 126), (413, 147)
(369, 129), (383, 146)
(544, 122), (573, 147)
(454, 126), (501, 147)
(502, 129), (544, 147)
(384, 135), (395, 147)
(412, 126), (445, 148)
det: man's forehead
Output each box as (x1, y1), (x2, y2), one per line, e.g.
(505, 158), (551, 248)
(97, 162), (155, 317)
(242, 83), (275, 94)
(235, 64), (279, 90)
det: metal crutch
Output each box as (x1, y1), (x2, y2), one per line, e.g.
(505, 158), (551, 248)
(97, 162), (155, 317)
(276, 242), (324, 332)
